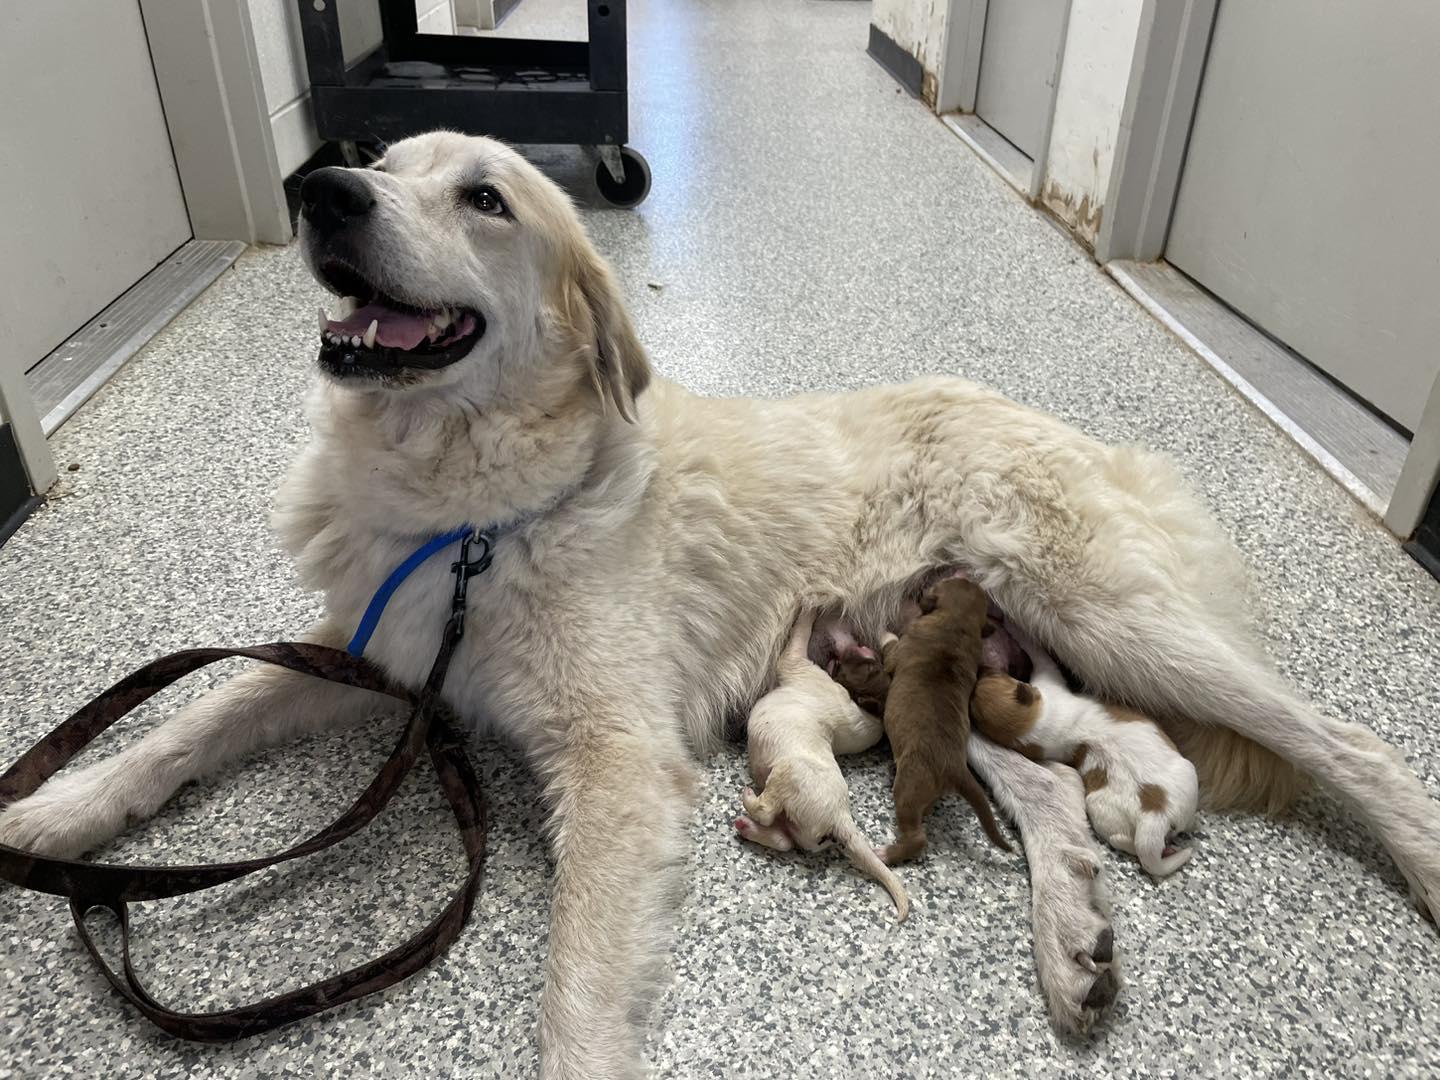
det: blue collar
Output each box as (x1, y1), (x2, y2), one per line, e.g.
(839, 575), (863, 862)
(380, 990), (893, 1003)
(344, 482), (582, 658)
(346, 525), (483, 657)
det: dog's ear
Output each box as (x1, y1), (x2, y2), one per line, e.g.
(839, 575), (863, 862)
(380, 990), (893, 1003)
(561, 239), (651, 422)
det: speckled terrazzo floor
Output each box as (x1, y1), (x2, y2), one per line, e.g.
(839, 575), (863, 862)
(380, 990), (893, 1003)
(4, 0), (1440, 1077)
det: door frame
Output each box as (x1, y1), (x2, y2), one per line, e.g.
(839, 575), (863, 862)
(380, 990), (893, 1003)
(0, 349), (56, 501)
(937, 0), (1072, 200)
(1094, 0), (1217, 265)
(139, 0), (292, 246)
(1388, 372), (1440, 540)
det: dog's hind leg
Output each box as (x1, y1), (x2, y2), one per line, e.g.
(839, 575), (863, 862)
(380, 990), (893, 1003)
(969, 734), (1118, 1034)
(0, 620), (394, 858)
(1040, 605), (1440, 923)
(878, 767), (941, 865)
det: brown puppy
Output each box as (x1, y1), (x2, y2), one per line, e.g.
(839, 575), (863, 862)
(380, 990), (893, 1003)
(849, 578), (1012, 863)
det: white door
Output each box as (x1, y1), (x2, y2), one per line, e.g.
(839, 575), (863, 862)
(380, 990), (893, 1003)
(973, 0), (1068, 159)
(1166, 0), (1440, 433)
(0, 1), (192, 384)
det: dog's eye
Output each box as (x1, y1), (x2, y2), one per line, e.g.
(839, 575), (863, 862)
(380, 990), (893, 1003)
(466, 185), (507, 216)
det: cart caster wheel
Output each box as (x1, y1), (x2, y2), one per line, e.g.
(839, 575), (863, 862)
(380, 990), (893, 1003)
(338, 141), (384, 168)
(595, 147), (651, 208)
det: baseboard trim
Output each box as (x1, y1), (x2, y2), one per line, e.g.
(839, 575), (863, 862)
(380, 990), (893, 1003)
(867, 25), (923, 99)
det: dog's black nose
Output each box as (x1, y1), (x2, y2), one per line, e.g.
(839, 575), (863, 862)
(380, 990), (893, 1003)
(300, 167), (376, 234)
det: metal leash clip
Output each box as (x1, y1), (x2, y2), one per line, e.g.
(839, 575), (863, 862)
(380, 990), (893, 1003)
(449, 529), (495, 636)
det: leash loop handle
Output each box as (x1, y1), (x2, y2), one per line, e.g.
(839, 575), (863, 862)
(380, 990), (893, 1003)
(0, 531), (492, 1041)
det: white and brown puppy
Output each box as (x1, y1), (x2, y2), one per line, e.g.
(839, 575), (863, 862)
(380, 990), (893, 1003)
(737, 610), (909, 920)
(971, 628), (1199, 878)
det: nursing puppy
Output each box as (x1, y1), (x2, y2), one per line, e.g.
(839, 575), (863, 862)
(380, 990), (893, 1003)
(735, 610), (909, 919)
(972, 631), (1199, 878)
(875, 578), (1012, 863)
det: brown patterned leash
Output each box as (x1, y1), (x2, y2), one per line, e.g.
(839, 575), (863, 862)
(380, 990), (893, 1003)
(0, 529), (494, 1041)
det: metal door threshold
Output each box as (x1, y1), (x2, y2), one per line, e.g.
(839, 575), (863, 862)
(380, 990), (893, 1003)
(1107, 258), (1410, 520)
(26, 239), (245, 435)
(941, 113), (1035, 199)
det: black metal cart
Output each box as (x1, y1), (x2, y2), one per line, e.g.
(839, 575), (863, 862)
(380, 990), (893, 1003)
(296, 0), (650, 206)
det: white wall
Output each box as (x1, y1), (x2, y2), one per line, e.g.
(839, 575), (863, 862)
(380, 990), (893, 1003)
(1038, 0), (1143, 246)
(871, 0), (948, 105)
(872, 0), (1143, 250)
(246, 0), (456, 177)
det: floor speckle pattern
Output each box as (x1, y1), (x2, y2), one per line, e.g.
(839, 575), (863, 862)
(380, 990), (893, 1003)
(4, 1), (1440, 1077)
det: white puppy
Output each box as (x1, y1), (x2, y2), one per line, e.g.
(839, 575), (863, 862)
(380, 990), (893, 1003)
(971, 628), (1199, 877)
(736, 610), (909, 920)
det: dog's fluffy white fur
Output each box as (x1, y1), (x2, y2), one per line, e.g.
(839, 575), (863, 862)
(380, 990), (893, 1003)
(4, 133), (1439, 1076)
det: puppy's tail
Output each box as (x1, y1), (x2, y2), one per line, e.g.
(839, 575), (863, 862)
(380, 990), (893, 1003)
(837, 823), (910, 921)
(953, 766), (1014, 853)
(1135, 812), (1191, 877)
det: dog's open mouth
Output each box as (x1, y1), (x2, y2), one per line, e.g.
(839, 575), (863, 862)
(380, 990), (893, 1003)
(314, 259), (484, 379)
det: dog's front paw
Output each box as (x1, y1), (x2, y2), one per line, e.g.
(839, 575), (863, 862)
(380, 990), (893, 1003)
(0, 766), (131, 859)
(1394, 843), (1440, 925)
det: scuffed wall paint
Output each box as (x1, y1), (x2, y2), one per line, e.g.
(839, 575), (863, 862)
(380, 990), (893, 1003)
(872, 0), (947, 106)
(1039, 0), (1144, 246)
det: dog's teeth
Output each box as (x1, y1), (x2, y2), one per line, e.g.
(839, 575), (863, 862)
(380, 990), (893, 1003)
(336, 295), (359, 320)
(318, 306), (328, 333)
(362, 319), (378, 349)
(350, 335), (361, 347)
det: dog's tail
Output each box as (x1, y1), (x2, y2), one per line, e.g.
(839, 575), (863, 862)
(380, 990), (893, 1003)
(953, 765), (1014, 852)
(1164, 720), (1308, 816)
(1135, 812), (1191, 877)
(836, 822), (910, 921)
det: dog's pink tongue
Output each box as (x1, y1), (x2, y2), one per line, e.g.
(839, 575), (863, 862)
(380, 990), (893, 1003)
(325, 302), (431, 349)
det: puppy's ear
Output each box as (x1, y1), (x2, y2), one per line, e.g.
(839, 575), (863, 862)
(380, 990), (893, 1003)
(562, 239), (651, 422)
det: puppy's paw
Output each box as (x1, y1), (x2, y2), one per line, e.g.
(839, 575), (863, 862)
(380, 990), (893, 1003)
(740, 787), (767, 822)
(736, 816), (794, 853)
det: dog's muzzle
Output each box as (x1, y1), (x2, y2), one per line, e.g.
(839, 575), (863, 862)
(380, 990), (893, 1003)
(300, 168), (486, 381)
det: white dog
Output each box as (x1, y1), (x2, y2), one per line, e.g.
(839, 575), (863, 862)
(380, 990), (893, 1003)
(3, 133), (1439, 1076)
(734, 609), (909, 920)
